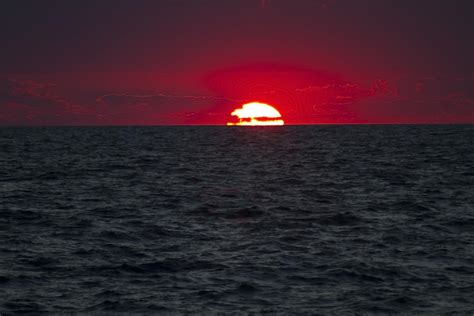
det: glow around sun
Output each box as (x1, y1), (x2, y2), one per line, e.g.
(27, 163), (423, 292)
(227, 102), (285, 126)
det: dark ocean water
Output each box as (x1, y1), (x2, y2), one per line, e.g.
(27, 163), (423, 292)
(0, 125), (473, 314)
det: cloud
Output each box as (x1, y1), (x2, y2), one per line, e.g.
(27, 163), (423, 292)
(96, 92), (245, 105)
(349, 81), (474, 123)
(0, 79), (203, 125)
(1, 71), (472, 125)
(89, 71), (419, 125)
(0, 79), (93, 124)
(197, 64), (396, 123)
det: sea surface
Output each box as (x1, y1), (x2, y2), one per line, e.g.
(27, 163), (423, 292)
(0, 125), (473, 314)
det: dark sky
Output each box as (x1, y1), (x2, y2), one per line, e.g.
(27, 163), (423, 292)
(1, 0), (473, 125)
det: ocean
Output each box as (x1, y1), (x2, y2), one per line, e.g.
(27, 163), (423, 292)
(0, 125), (473, 314)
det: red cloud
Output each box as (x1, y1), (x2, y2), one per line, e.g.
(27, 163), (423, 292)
(0, 79), (91, 125)
(1, 71), (471, 125)
(195, 64), (394, 124)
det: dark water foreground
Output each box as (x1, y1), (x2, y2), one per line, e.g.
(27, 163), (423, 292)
(0, 125), (473, 314)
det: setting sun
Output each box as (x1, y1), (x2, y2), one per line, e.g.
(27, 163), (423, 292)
(227, 102), (285, 126)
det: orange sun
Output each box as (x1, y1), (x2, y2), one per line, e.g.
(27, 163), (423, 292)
(227, 102), (285, 126)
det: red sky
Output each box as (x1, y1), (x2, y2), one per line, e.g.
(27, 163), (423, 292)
(0, 0), (472, 125)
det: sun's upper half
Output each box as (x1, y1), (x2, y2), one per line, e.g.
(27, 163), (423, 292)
(227, 102), (284, 126)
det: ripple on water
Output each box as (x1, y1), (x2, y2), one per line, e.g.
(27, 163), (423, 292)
(0, 125), (473, 314)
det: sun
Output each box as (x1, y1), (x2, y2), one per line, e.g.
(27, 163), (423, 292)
(227, 102), (285, 126)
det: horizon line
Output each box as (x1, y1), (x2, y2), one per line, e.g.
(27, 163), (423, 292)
(1, 122), (473, 128)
